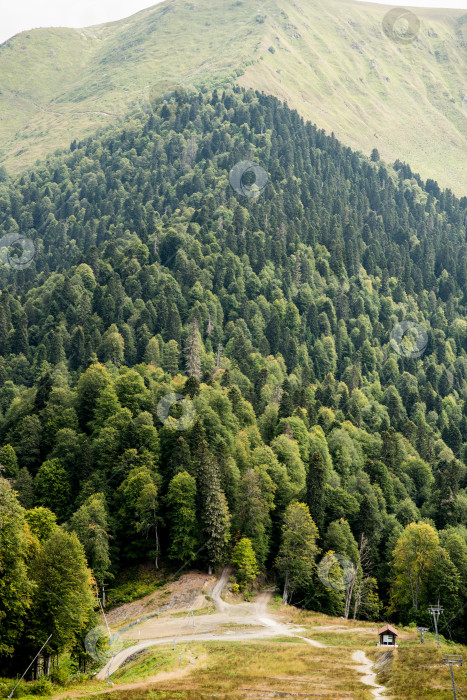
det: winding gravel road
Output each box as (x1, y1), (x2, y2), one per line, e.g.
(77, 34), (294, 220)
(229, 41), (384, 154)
(96, 567), (325, 680)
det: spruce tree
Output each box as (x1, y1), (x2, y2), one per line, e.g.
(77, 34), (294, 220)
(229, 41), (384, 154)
(196, 440), (230, 571)
(306, 451), (326, 533)
(13, 467), (34, 509)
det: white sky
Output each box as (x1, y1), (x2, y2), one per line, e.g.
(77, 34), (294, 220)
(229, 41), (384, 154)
(1, 0), (467, 45)
(0, 0), (164, 45)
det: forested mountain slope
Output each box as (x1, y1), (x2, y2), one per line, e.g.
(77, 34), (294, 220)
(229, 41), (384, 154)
(2, 87), (467, 675)
(1, 0), (467, 194)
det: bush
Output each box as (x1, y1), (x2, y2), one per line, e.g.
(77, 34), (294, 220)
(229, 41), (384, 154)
(30, 678), (53, 696)
(2, 681), (26, 698)
(69, 672), (88, 685)
(106, 575), (166, 607)
(50, 667), (69, 686)
(231, 583), (240, 594)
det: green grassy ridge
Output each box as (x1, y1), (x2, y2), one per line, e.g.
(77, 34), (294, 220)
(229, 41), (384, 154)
(239, 0), (467, 196)
(0, 0), (263, 174)
(1, 0), (467, 194)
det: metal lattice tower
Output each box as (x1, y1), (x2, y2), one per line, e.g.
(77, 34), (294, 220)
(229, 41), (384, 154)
(428, 605), (444, 648)
(442, 656), (463, 700)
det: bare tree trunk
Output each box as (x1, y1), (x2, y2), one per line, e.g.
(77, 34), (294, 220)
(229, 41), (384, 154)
(346, 535), (370, 619)
(352, 536), (373, 619)
(353, 573), (363, 619)
(414, 576), (421, 610)
(155, 521), (159, 570)
(282, 572), (289, 605)
(344, 573), (356, 619)
(406, 567), (416, 609)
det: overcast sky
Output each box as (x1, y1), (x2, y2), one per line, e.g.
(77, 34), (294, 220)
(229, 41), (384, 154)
(1, 0), (467, 45)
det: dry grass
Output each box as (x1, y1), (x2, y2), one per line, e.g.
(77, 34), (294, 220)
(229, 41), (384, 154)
(88, 640), (372, 699)
(371, 644), (467, 699)
(34, 605), (467, 700)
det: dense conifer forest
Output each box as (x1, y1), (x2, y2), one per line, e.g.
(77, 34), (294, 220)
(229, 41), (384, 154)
(2, 87), (467, 675)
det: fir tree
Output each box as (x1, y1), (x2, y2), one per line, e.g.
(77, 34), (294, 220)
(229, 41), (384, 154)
(196, 441), (230, 572)
(306, 451), (326, 533)
(185, 318), (202, 380)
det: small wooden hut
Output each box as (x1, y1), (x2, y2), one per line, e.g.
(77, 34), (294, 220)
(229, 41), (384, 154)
(377, 623), (398, 647)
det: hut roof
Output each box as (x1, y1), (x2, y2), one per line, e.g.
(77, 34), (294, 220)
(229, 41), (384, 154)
(377, 623), (398, 636)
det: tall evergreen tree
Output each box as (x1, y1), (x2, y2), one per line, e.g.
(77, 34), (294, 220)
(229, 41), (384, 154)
(185, 318), (202, 380)
(196, 440), (230, 572)
(306, 451), (326, 533)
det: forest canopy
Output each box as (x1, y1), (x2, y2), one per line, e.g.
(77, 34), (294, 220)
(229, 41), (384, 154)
(1, 87), (467, 674)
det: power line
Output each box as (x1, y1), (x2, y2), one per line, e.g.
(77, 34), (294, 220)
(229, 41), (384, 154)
(7, 634), (52, 699)
(98, 596), (115, 686)
(439, 599), (467, 635)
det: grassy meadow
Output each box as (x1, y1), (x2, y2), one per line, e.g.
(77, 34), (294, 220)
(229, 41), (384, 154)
(3, 602), (467, 699)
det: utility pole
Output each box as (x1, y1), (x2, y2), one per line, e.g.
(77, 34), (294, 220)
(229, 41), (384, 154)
(442, 656), (463, 700)
(417, 627), (429, 644)
(428, 604), (444, 648)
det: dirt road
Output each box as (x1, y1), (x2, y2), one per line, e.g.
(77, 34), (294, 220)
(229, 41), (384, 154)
(351, 650), (391, 699)
(96, 567), (325, 680)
